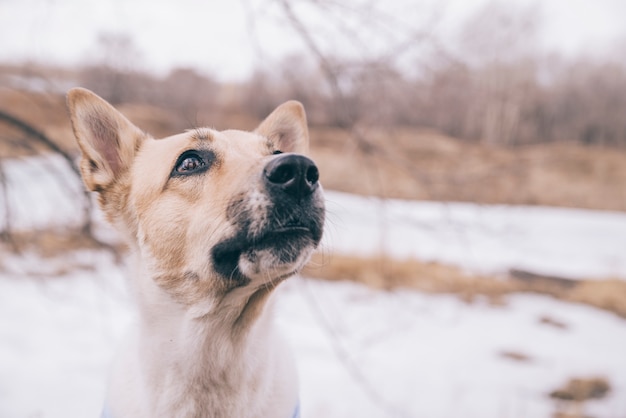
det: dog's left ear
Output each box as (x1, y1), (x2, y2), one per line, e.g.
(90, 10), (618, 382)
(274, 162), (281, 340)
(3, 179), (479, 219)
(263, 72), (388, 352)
(256, 101), (309, 154)
(67, 88), (148, 192)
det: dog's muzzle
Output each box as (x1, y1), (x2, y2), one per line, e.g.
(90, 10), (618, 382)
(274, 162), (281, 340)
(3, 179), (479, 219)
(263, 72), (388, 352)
(211, 153), (325, 284)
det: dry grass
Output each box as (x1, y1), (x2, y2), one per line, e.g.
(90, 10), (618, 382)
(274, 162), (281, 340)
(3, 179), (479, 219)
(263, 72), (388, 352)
(567, 279), (626, 318)
(309, 127), (626, 211)
(538, 315), (569, 330)
(304, 252), (516, 306)
(0, 228), (124, 259)
(499, 350), (533, 363)
(549, 376), (612, 418)
(303, 252), (626, 318)
(0, 89), (72, 156)
(549, 376), (611, 402)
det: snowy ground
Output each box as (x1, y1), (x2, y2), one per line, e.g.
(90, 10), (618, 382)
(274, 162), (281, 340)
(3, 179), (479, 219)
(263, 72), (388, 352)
(323, 191), (626, 280)
(1, 155), (626, 417)
(1, 252), (626, 418)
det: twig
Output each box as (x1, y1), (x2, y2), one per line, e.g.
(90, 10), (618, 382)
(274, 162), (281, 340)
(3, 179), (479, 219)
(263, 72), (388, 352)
(0, 160), (16, 250)
(0, 109), (94, 236)
(301, 278), (411, 417)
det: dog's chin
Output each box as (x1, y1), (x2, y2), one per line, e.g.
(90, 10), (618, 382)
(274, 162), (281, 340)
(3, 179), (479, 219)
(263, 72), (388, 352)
(212, 227), (318, 286)
(239, 247), (312, 284)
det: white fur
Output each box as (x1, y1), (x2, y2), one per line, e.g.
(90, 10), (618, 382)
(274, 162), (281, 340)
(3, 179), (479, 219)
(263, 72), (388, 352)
(106, 253), (299, 418)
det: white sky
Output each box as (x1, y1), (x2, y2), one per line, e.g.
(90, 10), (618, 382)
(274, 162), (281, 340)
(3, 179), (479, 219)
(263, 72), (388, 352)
(0, 0), (624, 81)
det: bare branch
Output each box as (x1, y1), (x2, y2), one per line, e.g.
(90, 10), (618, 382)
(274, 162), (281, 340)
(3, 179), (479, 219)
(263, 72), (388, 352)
(0, 110), (98, 245)
(301, 278), (412, 418)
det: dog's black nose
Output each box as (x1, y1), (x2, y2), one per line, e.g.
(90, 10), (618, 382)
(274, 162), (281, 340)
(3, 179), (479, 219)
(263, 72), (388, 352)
(264, 154), (319, 198)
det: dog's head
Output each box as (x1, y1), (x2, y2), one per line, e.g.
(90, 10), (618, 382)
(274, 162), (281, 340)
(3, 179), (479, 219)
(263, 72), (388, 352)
(67, 88), (324, 307)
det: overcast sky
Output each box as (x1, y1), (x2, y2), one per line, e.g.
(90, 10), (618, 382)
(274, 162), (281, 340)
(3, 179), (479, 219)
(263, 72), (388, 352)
(1, 0), (625, 81)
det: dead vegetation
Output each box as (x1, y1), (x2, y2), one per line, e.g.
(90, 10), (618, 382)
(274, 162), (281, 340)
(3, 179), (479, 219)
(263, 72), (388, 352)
(303, 252), (626, 318)
(549, 376), (611, 418)
(538, 315), (569, 330)
(499, 350), (533, 363)
(310, 127), (626, 211)
(0, 228), (123, 258)
(550, 377), (611, 402)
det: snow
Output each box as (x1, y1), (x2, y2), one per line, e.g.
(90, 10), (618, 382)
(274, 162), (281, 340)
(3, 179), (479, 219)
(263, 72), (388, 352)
(1, 155), (626, 417)
(283, 280), (626, 418)
(0, 155), (86, 231)
(1, 257), (626, 418)
(0, 253), (122, 418)
(326, 190), (626, 279)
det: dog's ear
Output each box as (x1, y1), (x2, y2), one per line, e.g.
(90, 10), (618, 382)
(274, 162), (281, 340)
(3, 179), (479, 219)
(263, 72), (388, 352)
(255, 101), (309, 154)
(67, 88), (147, 192)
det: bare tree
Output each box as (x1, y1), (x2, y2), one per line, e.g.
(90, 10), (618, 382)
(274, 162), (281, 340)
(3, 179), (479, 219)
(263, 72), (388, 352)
(160, 67), (218, 123)
(454, 1), (540, 145)
(78, 32), (145, 104)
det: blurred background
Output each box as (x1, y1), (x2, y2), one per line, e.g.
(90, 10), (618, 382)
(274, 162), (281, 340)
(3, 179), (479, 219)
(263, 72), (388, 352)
(1, 0), (626, 417)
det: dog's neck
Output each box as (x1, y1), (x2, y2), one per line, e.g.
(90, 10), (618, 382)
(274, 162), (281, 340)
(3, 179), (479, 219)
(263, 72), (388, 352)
(126, 256), (295, 417)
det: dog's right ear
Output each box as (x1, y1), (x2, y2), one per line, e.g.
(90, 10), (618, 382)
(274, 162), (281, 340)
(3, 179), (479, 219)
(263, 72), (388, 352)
(67, 88), (147, 192)
(256, 101), (309, 155)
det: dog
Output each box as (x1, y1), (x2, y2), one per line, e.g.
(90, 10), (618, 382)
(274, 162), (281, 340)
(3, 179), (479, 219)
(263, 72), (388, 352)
(67, 88), (325, 418)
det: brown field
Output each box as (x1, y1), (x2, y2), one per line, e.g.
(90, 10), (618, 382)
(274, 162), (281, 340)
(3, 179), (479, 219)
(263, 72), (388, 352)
(310, 126), (626, 212)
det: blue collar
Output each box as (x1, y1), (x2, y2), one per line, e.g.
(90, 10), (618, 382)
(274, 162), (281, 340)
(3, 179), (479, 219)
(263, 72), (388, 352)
(100, 405), (112, 418)
(292, 401), (301, 418)
(102, 401), (301, 418)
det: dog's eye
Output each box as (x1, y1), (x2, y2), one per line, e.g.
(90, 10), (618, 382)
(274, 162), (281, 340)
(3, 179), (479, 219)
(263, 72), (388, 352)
(173, 151), (211, 176)
(273, 150), (283, 155)
(178, 156), (203, 172)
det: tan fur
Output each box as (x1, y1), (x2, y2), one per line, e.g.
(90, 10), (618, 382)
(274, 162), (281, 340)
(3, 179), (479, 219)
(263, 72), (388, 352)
(67, 88), (324, 418)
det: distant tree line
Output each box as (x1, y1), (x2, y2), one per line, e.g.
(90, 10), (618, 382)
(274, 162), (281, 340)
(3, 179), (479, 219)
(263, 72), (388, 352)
(236, 0), (626, 148)
(5, 0), (626, 149)
(241, 54), (626, 148)
(4, 50), (624, 149)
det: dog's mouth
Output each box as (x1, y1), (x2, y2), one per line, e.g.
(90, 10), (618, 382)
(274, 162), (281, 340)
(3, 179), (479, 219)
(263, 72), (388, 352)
(247, 225), (315, 254)
(211, 221), (321, 284)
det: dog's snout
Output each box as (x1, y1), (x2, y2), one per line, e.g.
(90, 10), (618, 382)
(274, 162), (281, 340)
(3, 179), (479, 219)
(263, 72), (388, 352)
(264, 154), (319, 198)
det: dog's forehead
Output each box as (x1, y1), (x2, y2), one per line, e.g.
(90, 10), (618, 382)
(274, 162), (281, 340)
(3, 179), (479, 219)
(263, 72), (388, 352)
(218, 129), (272, 151)
(152, 128), (270, 153)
